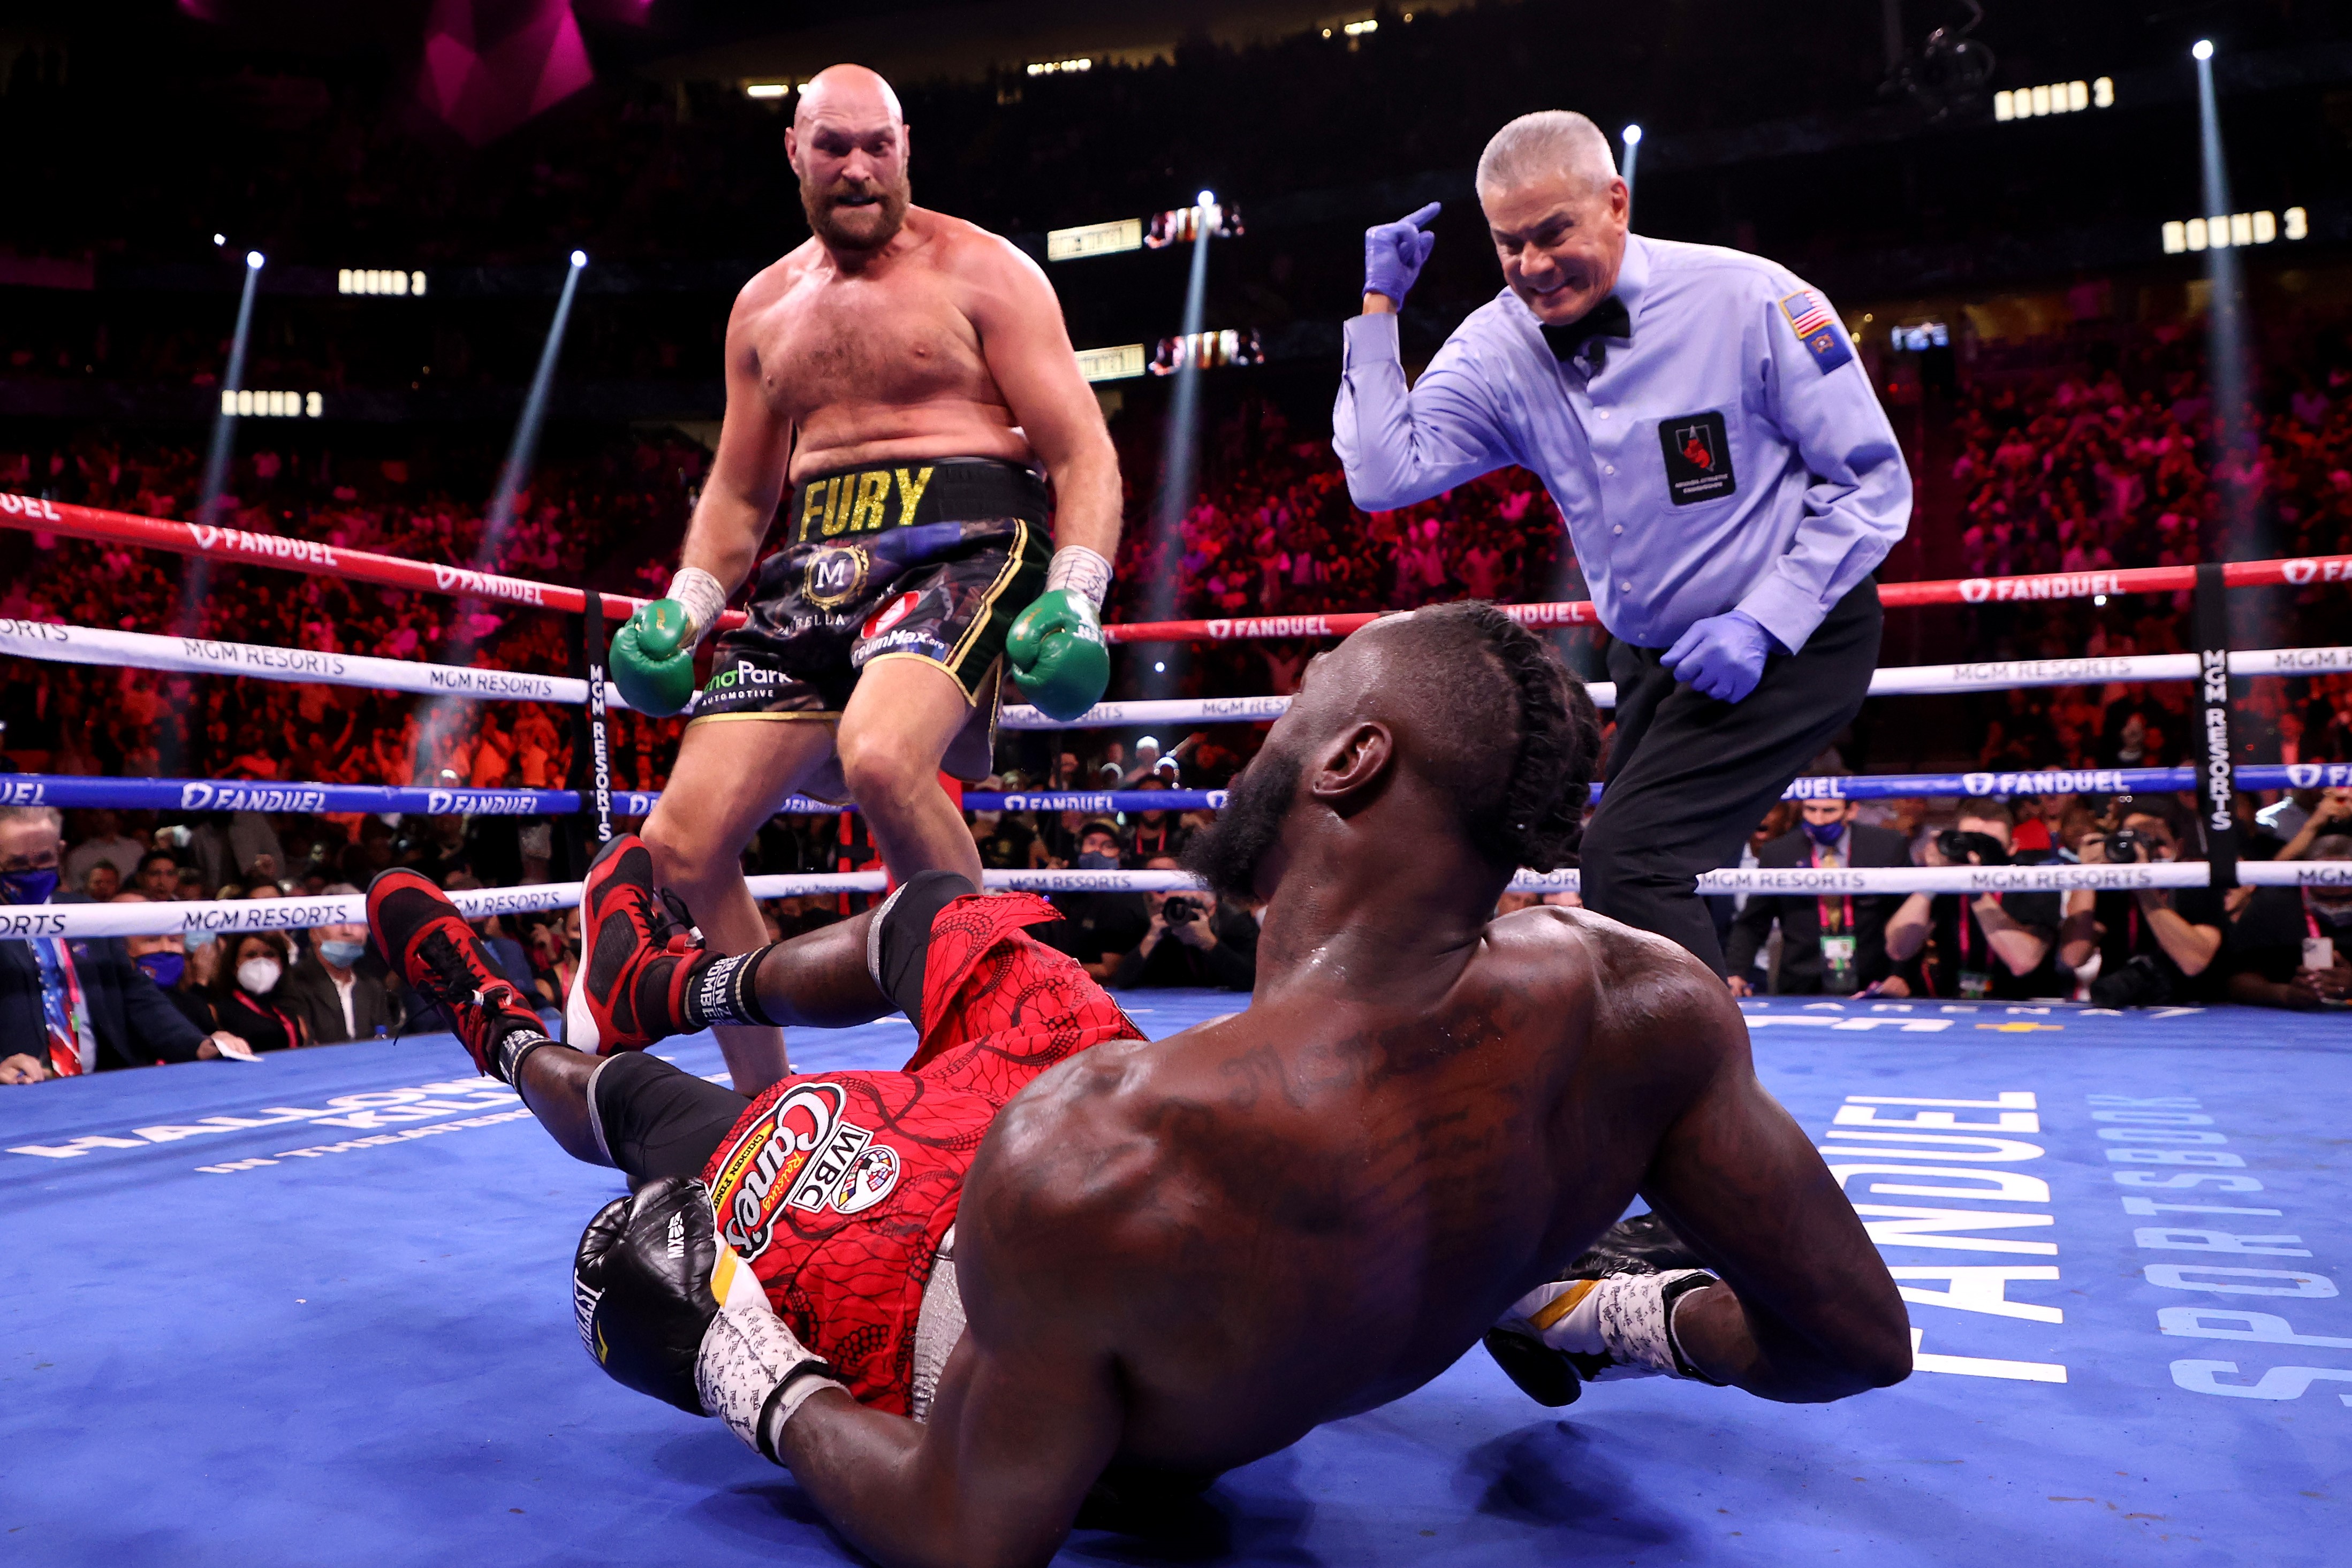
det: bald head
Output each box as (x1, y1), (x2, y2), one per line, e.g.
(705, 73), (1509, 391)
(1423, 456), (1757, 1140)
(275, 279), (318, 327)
(794, 64), (903, 133)
(787, 64), (912, 255)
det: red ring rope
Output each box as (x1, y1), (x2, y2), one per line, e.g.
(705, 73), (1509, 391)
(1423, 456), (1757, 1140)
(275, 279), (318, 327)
(5, 491), (2346, 644)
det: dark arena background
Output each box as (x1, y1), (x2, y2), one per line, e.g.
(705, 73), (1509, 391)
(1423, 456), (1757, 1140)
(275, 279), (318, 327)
(3, 2), (2351, 1564)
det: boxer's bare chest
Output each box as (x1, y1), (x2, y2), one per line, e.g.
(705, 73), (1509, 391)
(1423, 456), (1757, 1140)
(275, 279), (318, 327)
(749, 244), (1004, 442)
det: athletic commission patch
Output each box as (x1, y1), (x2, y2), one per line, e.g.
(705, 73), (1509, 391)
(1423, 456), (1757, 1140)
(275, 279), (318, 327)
(1779, 288), (1854, 374)
(1658, 410), (1736, 506)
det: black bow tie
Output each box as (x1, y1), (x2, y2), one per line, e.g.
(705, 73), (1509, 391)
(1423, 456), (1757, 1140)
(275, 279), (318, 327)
(1541, 296), (1631, 364)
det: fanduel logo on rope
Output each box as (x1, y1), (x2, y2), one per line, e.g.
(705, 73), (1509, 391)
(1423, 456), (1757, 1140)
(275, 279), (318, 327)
(179, 782), (330, 812)
(1963, 770), (2129, 796)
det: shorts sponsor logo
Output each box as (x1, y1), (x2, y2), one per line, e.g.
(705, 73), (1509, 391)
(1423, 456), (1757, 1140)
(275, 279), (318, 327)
(830, 1143), (901, 1214)
(852, 627), (947, 664)
(804, 546), (870, 611)
(863, 591), (922, 640)
(711, 1082), (876, 1256)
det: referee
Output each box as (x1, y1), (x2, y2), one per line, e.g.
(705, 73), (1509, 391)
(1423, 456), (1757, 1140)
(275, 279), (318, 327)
(1333, 109), (1910, 976)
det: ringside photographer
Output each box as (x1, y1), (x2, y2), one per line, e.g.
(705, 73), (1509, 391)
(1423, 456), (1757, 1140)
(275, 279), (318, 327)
(1108, 855), (1258, 992)
(2059, 800), (2228, 1008)
(1883, 801), (2066, 1000)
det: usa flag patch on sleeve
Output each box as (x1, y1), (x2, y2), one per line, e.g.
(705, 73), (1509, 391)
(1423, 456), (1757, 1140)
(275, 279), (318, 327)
(1779, 288), (1854, 374)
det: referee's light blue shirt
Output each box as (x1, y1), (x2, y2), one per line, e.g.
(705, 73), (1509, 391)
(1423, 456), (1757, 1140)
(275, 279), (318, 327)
(1333, 232), (1910, 652)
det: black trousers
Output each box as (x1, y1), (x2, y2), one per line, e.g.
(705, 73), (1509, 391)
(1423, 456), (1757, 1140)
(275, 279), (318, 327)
(1580, 580), (1882, 976)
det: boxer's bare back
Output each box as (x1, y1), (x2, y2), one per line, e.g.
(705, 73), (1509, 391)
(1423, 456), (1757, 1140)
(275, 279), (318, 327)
(765, 612), (1914, 1568)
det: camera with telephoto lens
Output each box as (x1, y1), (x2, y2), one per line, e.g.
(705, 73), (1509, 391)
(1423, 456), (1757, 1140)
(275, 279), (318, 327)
(2090, 952), (2175, 1009)
(2104, 828), (2150, 864)
(1162, 896), (1205, 924)
(1936, 829), (2008, 867)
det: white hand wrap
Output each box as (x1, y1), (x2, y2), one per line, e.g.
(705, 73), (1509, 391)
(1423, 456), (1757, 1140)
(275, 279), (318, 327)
(1043, 545), (1113, 611)
(664, 566), (729, 643)
(694, 1248), (846, 1463)
(1501, 1269), (1718, 1382)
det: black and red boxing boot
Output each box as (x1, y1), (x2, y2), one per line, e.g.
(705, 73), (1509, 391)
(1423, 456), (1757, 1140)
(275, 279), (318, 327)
(367, 867), (553, 1082)
(567, 834), (772, 1055)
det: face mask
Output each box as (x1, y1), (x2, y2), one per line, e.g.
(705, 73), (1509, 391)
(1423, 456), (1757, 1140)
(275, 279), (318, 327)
(318, 939), (367, 969)
(1802, 818), (1847, 848)
(0, 867), (59, 905)
(2311, 892), (2352, 926)
(237, 957), (283, 995)
(136, 951), (186, 988)
(1076, 850), (1119, 871)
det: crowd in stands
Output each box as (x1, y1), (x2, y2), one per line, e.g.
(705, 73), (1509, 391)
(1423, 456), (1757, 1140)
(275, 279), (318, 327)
(0, 430), (703, 786)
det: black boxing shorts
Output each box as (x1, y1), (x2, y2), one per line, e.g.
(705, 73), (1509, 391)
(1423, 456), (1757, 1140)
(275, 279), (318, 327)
(689, 457), (1051, 790)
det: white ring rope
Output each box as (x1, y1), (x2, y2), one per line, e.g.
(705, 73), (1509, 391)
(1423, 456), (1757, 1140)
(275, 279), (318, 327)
(5, 860), (2343, 941)
(9, 615), (2348, 726)
(0, 620), (637, 711)
(1002, 646), (2352, 728)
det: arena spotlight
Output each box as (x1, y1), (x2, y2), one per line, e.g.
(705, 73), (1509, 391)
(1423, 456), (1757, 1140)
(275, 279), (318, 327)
(177, 247), (267, 645)
(2193, 35), (2254, 558)
(1621, 123), (1642, 144)
(1139, 189), (1220, 699)
(1620, 124), (1642, 214)
(211, 232), (224, 246)
(420, 251), (588, 760)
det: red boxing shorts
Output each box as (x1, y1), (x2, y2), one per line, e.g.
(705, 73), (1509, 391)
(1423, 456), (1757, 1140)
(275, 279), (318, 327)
(698, 892), (1144, 1415)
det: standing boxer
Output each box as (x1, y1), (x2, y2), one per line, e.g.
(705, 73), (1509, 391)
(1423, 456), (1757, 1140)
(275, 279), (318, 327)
(607, 65), (1121, 1092)
(1333, 109), (1910, 976)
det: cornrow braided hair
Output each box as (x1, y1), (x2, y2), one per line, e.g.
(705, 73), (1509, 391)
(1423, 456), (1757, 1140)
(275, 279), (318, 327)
(1451, 602), (1604, 874)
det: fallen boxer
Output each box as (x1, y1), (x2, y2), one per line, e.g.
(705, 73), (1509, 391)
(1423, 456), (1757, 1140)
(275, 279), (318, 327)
(368, 600), (1910, 1568)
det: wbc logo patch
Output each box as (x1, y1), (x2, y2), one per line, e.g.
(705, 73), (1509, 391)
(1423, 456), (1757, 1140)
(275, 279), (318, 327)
(709, 1081), (879, 1256)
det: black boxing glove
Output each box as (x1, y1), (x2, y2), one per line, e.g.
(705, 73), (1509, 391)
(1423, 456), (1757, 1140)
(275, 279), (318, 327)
(572, 1175), (842, 1427)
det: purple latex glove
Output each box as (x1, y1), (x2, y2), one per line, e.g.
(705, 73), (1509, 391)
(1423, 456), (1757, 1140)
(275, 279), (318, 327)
(1663, 610), (1782, 704)
(1363, 202), (1441, 306)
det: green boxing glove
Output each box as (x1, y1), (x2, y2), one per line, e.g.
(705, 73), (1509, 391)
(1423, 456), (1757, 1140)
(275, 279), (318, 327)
(1007, 546), (1113, 724)
(612, 568), (726, 718)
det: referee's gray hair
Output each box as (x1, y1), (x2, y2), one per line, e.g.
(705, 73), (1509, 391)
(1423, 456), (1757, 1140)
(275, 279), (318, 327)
(1476, 110), (1619, 197)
